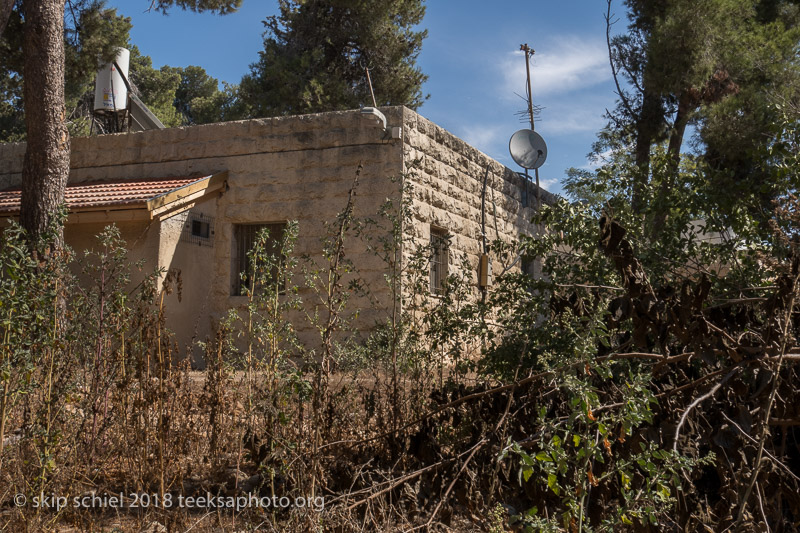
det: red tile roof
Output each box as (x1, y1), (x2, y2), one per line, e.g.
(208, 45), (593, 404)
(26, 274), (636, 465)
(0, 176), (210, 215)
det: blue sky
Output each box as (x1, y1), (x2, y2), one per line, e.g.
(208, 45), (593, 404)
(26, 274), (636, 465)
(108, 1), (623, 195)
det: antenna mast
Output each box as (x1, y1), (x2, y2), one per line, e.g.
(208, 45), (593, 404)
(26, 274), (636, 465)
(521, 43), (535, 130)
(520, 43), (541, 211)
(364, 64), (377, 108)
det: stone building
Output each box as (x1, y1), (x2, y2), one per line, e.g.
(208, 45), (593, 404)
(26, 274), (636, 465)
(0, 106), (553, 361)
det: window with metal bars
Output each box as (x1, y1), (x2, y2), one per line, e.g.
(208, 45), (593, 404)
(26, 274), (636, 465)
(429, 227), (449, 294)
(231, 223), (286, 296)
(180, 213), (214, 247)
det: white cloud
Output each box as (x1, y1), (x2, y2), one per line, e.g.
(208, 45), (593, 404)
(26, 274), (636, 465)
(501, 38), (610, 99)
(536, 101), (607, 136)
(537, 176), (559, 190)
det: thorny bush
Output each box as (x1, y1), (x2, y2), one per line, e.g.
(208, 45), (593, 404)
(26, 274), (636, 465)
(0, 131), (799, 532)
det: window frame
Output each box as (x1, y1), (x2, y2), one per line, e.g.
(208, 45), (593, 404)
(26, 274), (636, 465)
(192, 219), (210, 239)
(429, 226), (449, 295)
(231, 222), (287, 297)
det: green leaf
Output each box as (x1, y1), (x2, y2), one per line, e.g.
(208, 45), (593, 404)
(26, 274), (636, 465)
(535, 451), (552, 462)
(519, 450), (535, 466)
(547, 473), (560, 495)
(522, 466), (534, 483)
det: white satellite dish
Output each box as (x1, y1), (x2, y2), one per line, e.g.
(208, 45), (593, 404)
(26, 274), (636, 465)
(509, 129), (547, 169)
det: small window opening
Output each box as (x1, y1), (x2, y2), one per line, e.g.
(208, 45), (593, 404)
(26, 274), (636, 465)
(181, 213), (215, 247)
(192, 219), (210, 239)
(429, 226), (449, 294)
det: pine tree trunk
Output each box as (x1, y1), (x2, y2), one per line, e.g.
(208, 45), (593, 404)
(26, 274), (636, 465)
(651, 90), (693, 234)
(20, 0), (69, 247)
(632, 89), (661, 214)
(0, 0), (14, 39)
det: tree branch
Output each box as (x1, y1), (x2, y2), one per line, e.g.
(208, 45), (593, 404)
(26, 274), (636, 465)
(606, 0), (636, 121)
(736, 255), (800, 524)
(721, 413), (800, 484)
(673, 367), (741, 453)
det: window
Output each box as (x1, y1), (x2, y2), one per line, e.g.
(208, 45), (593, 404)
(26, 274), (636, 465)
(231, 223), (286, 296)
(521, 255), (537, 277)
(192, 219), (210, 239)
(180, 213), (214, 247)
(429, 227), (449, 294)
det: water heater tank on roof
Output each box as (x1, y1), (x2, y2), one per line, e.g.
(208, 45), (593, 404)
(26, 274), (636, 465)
(94, 48), (130, 113)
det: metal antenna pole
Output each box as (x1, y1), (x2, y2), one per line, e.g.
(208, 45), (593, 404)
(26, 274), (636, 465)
(520, 43), (541, 213)
(365, 65), (377, 108)
(521, 43), (535, 130)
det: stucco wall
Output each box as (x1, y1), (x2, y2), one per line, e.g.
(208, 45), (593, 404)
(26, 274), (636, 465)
(157, 200), (218, 362)
(64, 219), (160, 291)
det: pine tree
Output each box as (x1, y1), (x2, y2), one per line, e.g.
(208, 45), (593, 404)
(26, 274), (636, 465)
(174, 65), (246, 125)
(604, 0), (800, 219)
(18, 0), (71, 244)
(239, 0), (428, 117)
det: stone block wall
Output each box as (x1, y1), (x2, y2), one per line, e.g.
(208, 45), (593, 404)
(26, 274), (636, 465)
(1, 106), (549, 361)
(400, 108), (539, 297)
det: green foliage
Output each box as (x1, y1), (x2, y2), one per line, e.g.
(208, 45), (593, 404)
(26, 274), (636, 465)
(239, 0), (428, 117)
(63, 2), (134, 100)
(227, 221), (302, 368)
(147, 0), (242, 14)
(122, 47), (245, 129)
(224, 222), (302, 461)
(0, 220), (177, 505)
(300, 167), (363, 369)
(0, 1), (131, 141)
(95, 47), (242, 130)
(0, 222), (66, 472)
(1, 111), (798, 532)
(174, 65), (246, 124)
(487, 116), (800, 529)
(0, 0), (242, 141)
(501, 364), (713, 531)
(606, 0), (800, 219)
(357, 175), (450, 374)
(127, 46), (183, 128)
(1, 129), (799, 529)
